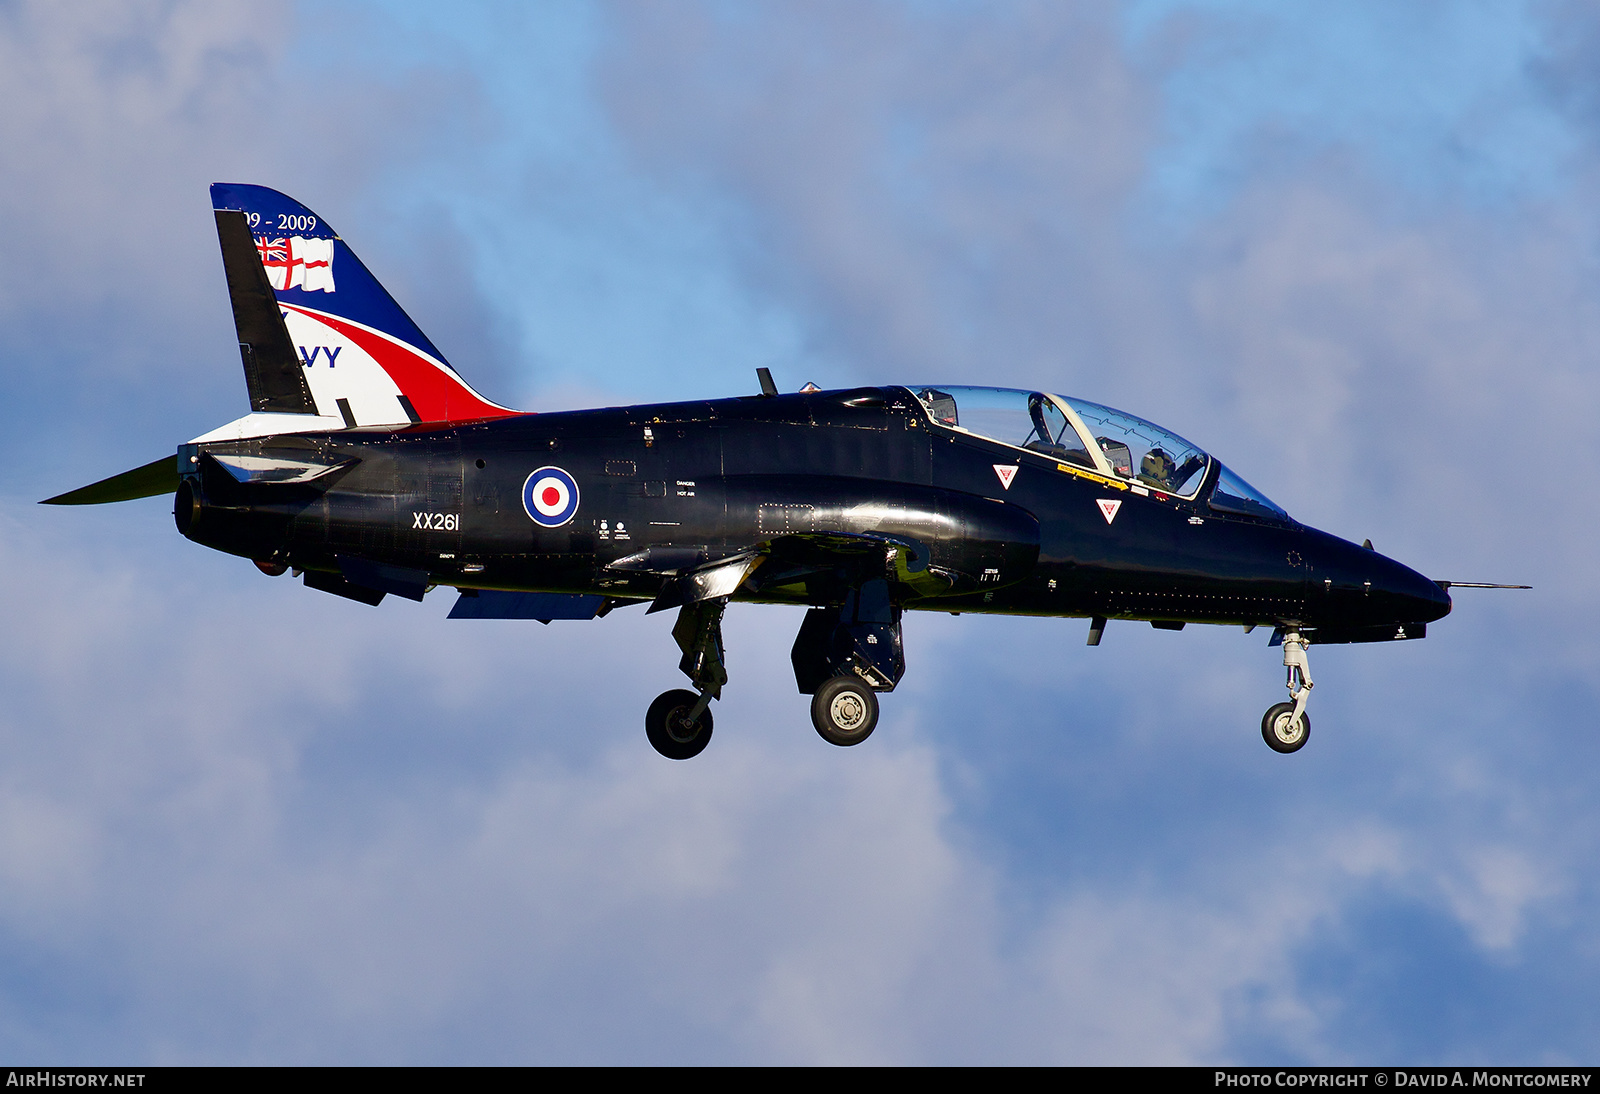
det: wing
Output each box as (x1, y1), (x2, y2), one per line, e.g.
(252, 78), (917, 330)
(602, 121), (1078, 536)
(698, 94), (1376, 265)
(608, 528), (961, 615)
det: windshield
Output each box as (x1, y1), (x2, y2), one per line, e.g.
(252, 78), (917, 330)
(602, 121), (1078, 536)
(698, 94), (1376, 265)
(1209, 465), (1290, 521)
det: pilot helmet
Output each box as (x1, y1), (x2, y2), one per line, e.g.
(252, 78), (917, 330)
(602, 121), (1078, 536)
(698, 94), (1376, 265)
(1140, 448), (1174, 483)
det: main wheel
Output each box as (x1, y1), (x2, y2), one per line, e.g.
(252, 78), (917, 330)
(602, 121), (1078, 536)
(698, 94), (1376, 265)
(1261, 702), (1310, 753)
(646, 689), (714, 760)
(811, 676), (879, 747)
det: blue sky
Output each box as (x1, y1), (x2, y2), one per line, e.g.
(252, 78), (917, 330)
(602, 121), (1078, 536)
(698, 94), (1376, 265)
(0, 0), (1594, 1063)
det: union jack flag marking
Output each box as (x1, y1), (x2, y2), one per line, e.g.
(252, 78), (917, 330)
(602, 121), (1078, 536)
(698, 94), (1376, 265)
(254, 235), (335, 293)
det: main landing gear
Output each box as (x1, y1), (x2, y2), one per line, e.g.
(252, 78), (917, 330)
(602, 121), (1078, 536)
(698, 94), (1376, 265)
(1261, 628), (1313, 753)
(644, 597), (728, 760)
(792, 579), (903, 747)
(645, 689), (714, 760)
(642, 579), (906, 759)
(811, 676), (879, 746)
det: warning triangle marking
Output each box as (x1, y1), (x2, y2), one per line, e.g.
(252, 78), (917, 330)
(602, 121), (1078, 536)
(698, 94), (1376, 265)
(1097, 498), (1122, 524)
(993, 464), (1018, 490)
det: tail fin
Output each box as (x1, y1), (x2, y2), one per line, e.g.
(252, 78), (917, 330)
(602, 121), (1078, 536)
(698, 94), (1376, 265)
(209, 184), (518, 427)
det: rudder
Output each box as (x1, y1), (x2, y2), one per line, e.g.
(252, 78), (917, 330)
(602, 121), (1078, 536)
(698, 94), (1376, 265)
(215, 208), (317, 414)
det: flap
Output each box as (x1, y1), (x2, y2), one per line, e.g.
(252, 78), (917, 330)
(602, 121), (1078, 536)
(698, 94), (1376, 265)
(337, 556), (429, 602)
(448, 591), (608, 621)
(646, 552), (762, 614)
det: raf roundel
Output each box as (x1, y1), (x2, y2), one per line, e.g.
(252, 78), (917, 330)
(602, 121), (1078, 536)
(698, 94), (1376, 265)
(523, 466), (580, 528)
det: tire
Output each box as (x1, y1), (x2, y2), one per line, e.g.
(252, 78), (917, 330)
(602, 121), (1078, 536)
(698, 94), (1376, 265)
(1261, 702), (1310, 753)
(646, 689), (713, 760)
(811, 676), (879, 747)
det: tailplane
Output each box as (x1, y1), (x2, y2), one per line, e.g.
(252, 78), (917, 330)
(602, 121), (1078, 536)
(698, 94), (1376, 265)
(42, 455), (176, 506)
(209, 183), (518, 429)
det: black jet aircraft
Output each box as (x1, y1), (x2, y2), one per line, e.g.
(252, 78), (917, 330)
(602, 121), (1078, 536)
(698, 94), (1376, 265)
(47, 185), (1516, 760)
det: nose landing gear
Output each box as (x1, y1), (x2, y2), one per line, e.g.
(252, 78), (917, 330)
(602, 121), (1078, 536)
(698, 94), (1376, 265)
(1262, 702), (1310, 752)
(1262, 628), (1313, 753)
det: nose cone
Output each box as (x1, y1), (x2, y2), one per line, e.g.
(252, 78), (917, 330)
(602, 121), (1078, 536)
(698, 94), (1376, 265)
(1307, 531), (1452, 627)
(1375, 552), (1452, 624)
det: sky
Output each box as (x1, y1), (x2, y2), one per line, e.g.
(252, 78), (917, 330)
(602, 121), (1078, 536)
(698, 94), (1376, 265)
(0, 0), (1594, 1064)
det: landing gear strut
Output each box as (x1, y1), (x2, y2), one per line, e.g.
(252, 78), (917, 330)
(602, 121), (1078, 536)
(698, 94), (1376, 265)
(1262, 628), (1313, 753)
(645, 597), (728, 760)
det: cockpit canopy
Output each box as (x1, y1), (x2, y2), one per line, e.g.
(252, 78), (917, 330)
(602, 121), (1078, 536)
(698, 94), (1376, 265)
(908, 385), (1288, 519)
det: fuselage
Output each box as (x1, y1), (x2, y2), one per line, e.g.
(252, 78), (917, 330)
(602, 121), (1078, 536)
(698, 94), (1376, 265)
(175, 385), (1451, 639)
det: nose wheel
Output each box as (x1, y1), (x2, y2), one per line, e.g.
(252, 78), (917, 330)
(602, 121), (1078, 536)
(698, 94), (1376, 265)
(1261, 702), (1311, 752)
(1262, 628), (1313, 753)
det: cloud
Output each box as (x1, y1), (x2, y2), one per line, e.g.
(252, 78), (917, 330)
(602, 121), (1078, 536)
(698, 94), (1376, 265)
(1124, 0), (1579, 209)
